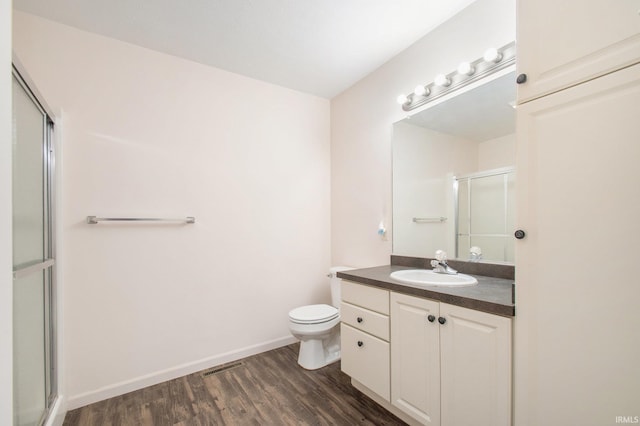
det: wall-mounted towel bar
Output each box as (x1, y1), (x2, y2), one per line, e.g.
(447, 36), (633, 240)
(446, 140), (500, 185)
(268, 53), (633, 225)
(86, 216), (195, 224)
(413, 217), (447, 223)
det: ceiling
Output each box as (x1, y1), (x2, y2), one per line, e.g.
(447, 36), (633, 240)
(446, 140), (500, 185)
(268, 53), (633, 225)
(13, 0), (477, 98)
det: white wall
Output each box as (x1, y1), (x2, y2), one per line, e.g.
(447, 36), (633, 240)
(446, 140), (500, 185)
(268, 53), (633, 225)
(13, 11), (331, 408)
(478, 133), (516, 171)
(1, 0), (13, 424)
(331, 0), (515, 267)
(392, 122), (477, 257)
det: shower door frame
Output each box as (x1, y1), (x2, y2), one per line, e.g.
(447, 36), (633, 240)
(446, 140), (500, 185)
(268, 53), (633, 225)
(12, 58), (58, 425)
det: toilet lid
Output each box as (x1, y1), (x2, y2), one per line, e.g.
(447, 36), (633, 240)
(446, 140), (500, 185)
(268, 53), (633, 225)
(289, 304), (339, 324)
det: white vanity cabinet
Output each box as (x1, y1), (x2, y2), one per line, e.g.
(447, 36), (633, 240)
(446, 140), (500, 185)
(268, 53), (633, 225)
(516, 0), (640, 103)
(340, 281), (390, 401)
(391, 292), (512, 426)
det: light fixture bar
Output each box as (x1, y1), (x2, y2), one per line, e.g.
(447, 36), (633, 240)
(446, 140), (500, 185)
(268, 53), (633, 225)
(399, 41), (516, 112)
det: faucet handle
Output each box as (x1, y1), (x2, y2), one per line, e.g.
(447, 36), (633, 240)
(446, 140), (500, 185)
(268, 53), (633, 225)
(435, 250), (447, 262)
(430, 259), (439, 268)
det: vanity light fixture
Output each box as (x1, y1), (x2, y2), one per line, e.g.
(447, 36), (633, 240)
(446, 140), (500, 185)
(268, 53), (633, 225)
(483, 47), (502, 63)
(434, 74), (451, 87)
(396, 41), (516, 112)
(396, 94), (409, 105)
(414, 85), (430, 97)
(457, 61), (475, 76)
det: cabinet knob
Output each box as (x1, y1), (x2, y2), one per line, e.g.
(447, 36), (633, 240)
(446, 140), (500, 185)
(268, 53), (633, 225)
(357, 317), (363, 323)
(438, 317), (446, 325)
(427, 315), (436, 323)
(357, 341), (364, 347)
(514, 229), (526, 239)
(516, 73), (527, 84)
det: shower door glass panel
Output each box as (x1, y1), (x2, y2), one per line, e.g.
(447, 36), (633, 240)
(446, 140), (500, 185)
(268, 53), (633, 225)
(13, 272), (46, 426)
(12, 76), (45, 267)
(456, 169), (515, 263)
(12, 71), (53, 426)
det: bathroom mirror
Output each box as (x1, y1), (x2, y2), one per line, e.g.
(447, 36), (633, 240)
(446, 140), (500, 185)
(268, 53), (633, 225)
(392, 68), (516, 263)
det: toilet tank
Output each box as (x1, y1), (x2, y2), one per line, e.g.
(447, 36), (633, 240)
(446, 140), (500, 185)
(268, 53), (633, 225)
(328, 266), (354, 308)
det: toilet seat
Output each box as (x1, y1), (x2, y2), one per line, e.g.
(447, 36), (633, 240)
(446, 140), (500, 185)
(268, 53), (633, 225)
(289, 304), (339, 324)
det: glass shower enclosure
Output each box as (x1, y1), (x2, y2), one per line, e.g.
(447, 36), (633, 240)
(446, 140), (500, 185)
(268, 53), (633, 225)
(12, 63), (57, 425)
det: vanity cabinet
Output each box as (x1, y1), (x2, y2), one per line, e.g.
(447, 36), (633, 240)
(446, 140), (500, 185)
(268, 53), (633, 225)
(391, 292), (512, 426)
(516, 0), (640, 103)
(340, 281), (390, 401)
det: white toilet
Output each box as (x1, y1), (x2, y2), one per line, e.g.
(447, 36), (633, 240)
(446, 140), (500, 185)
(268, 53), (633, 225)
(288, 266), (352, 370)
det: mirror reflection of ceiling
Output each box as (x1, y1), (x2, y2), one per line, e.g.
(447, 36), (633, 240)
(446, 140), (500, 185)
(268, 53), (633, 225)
(405, 71), (515, 142)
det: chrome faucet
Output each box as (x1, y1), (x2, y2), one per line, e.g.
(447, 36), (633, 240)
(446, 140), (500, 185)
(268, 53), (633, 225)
(431, 250), (458, 275)
(431, 259), (458, 274)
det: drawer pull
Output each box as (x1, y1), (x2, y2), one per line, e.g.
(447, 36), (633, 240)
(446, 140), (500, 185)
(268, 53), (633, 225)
(427, 315), (436, 323)
(357, 341), (364, 347)
(438, 316), (446, 325)
(357, 317), (363, 323)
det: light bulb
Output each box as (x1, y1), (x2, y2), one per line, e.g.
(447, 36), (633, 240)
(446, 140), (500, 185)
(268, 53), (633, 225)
(414, 85), (429, 97)
(483, 47), (502, 63)
(434, 74), (451, 87)
(457, 62), (474, 76)
(396, 94), (409, 105)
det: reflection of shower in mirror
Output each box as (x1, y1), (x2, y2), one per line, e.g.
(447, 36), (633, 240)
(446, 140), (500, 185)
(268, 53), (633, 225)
(455, 167), (515, 263)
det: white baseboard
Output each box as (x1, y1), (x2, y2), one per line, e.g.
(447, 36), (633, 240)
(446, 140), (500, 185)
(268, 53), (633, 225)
(66, 335), (297, 411)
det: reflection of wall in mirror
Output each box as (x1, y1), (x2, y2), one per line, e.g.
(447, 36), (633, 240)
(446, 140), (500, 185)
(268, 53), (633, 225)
(474, 134), (516, 263)
(393, 121), (476, 257)
(478, 133), (515, 170)
(393, 120), (515, 260)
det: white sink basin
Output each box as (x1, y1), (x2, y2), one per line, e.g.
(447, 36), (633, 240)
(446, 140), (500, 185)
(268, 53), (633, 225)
(390, 269), (478, 287)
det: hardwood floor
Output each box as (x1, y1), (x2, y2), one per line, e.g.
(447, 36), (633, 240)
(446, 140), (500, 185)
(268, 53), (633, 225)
(63, 343), (407, 425)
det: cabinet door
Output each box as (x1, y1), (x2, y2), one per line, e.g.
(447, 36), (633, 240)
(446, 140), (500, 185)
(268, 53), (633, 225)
(514, 64), (640, 425)
(439, 304), (511, 426)
(517, 0), (640, 103)
(390, 293), (440, 425)
(341, 323), (390, 401)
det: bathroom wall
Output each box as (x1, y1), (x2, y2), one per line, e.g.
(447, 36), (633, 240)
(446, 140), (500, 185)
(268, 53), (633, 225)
(1, 0), (13, 422)
(392, 122), (477, 257)
(13, 11), (331, 408)
(478, 133), (516, 171)
(331, 0), (516, 267)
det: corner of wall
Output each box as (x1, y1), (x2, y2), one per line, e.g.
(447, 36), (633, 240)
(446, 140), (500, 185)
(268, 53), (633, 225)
(1, 0), (12, 423)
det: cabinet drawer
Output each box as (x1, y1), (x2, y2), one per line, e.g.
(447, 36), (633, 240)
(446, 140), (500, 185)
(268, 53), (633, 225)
(341, 323), (390, 401)
(341, 301), (389, 341)
(341, 281), (389, 315)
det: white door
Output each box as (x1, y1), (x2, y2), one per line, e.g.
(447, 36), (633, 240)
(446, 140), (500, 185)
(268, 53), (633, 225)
(514, 63), (640, 425)
(439, 303), (511, 426)
(390, 292), (440, 425)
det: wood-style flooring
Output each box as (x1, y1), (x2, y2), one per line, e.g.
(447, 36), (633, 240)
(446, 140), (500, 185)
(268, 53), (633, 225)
(63, 343), (406, 425)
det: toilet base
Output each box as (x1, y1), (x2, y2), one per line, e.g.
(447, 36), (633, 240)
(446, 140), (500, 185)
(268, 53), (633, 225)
(297, 338), (341, 370)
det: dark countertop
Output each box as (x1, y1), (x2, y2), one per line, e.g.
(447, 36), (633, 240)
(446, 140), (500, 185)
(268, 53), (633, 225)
(337, 265), (515, 317)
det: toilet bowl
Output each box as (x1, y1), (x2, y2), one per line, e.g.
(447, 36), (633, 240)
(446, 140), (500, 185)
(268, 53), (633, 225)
(288, 266), (352, 370)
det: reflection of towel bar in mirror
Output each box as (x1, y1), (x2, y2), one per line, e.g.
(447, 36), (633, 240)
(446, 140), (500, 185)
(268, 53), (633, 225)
(87, 216), (195, 224)
(413, 217), (447, 223)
